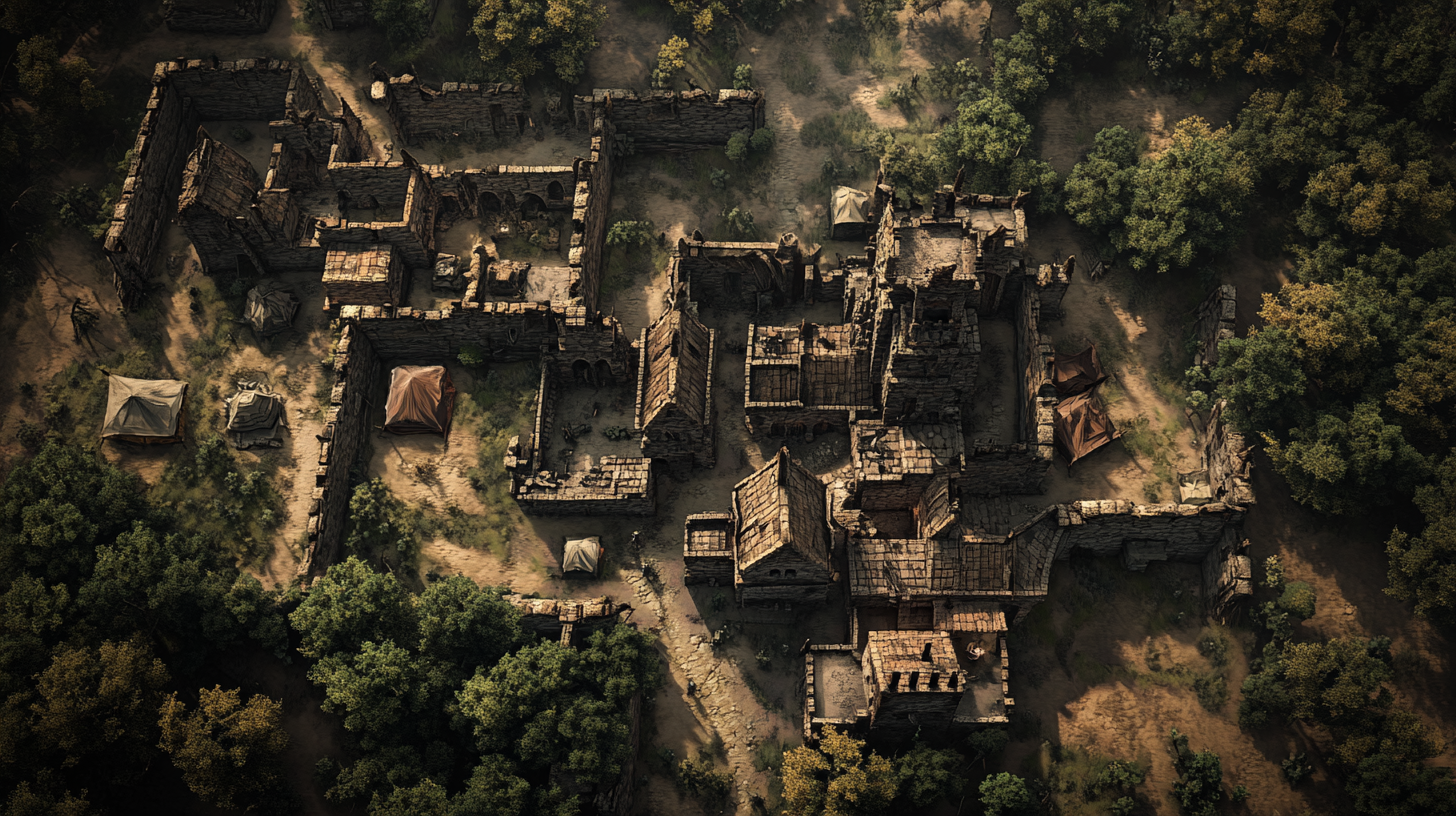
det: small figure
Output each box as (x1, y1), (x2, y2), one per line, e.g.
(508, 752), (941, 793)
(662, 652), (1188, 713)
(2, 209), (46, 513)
(968, 643), (987, 661)
(686, 679), (697, 696)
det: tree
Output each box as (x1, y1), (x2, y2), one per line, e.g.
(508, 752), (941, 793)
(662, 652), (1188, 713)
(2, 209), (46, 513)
(895, 743), (965, 808)
(726, 130), (751, 163)
(1016, 0), (1134, 65)
(1346, 752), (1456, 816)
(369, 779), (450, 816)
(936, 93), (1031, 170)
(874, 134), (938, 207)
(782, 727), (899, 816)
(979, 772), (1032, 816)
(417, 575), (523, 679)
(652, 36), (690, 89)
(1009, 158), (1062, 216)
(1244, 0), (1333, 75)
(469, 0), (607, 84)
(289, 556), (419, 659)
(345, 478), (420, 562)
(451, 755), (531, 815)
(1213, 329), (1309, 434)
(311, 640), (427, 745)
(1385, 454), (1456, 622)
(990, 32), (1050, 107)
(1170, 730), (1223, 816)
(1387, 316), (1456, 445)
(1257, 278), (1395, 393)
(372, 0), (431, 48)
(13, 36), (106, 152)
(1065, 126), (1140, 236)
(1280, 637), (1391, 725)
(157, 686), (290, 810)
(1118, 117), (1254, 273)
(31, 637), (169, 772)
(1263, 401), (1428, 514)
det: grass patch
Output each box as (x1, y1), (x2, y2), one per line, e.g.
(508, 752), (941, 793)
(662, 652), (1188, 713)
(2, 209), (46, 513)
(150, 435), (285, 566)
(779, 49), (820, 96)
(448, 362), (540, 561)
(752, 737), (788, 772)
(742, 671), (783, 713)
(1043, 745), (1149, 816)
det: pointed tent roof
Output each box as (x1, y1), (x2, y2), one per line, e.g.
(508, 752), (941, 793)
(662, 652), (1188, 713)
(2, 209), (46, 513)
(245, 282), (299, 336)
(1053, 385), (1120, 465)
(732, 447), (830, 573)
(1051, 345), (1107, 396)
(640, 309), (711, 428)
(102, 376), (187, 441)
(383, 366), (456, 435)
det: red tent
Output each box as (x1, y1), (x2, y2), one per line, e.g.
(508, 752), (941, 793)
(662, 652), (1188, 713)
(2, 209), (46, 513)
(383, 366), (456, 435)
(1053, 384), (1120, 465)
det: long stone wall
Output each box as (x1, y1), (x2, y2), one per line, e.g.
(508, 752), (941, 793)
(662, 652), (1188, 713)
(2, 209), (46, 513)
(572, 88), (764, 149)
(383, 75), (531, 145)
(1202, 401), (1255, 506)
(1194, 284), (1238, 369)
(571, 119), (614, 313)
(301, 324), (380, 575)
(343, 301), (557, 363)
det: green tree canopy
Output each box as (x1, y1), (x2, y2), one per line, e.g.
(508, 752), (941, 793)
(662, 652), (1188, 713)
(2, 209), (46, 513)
(158, 686), (290, 810)
(781, 727), (898, 816)
(469, 0), (607, 84)
(1065, 125), (1141, 236)
(979, 772), (1033, 816)
(289, 556), (419, 659)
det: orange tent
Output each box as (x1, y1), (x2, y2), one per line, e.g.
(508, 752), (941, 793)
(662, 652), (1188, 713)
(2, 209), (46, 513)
(1052, 345), (1107, 396)
(1053, 384), (1120, 466)
(383, 366), (456, 435)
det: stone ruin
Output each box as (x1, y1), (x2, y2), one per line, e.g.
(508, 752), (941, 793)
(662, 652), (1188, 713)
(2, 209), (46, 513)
(103, 56), (1260, 748)
(163, 0), (276, 34)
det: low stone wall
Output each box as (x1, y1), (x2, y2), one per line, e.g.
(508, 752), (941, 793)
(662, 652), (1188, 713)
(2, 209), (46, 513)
(312, 0), (371, 29)
(1013, 282), (1057, 486)
(168, 59), (303, 119)
(515, 456), (656, 515)
(301, 325), (380, 575)
(164, 0), (276, 33)
(571, 119), (614, 313)
(572, 89), (764, 149)
(344, 301), (557, 363)
(1194, 284), (1237, 369)
(383, 75), (531, 145)
(329, 159), (413, 208)
(962, 442), (1052, 496)
(803, 645), (866, 743)
(457, 165), (577, 210)
(738, 583), (830, 605)
(1056, 500), (1244, 564)
(671, 237), (803, 309)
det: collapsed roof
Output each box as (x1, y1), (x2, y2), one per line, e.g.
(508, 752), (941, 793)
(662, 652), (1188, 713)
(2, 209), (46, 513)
(225, 382), (285, 449)
(102, 376), (188, 443)
(245, 282), (299, 336)
(1051, 345), (1106, 397)
(383, 366), (457, 435)
(1053, 385), (1120, 466)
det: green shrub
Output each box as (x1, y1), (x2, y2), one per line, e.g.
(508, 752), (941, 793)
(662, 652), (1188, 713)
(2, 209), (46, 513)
(459, 344), (487, 367)
(1279, 581), (1317, 620)
(733, 63), (753, 90)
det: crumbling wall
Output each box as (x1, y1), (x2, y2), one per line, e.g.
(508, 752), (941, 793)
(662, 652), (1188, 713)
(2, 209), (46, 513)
(343, 302), (557, 363)
(1202, 401), (1255, 506)
(570, 119), (614, 313)
(329, 159), (413, 208)
(302, 325), (380, 575)
(1012, 282), (1057, 487)
(1057, 500), (1245, 565)
(103, 67), (198, 303)
(672, 238), (801, 308)
(683, 513), (734, 585)
(335, 99), (374, 163)
(573, 89), (764, 149)
(962, 443), (1052, 496)
(554, 310), (634, 383)
(1202, 527), (1253, 623)
(164, 0), (276, 33)
(383, 76), (530, 145)
(311, 0), (371, 29)
(105, 60), (322, 303)
(459, 165), (577, 210)
(514, 457), (656, 516)
(1034, 261), (1072, 319)
(738, 583), (830, 604)
(1194, 284), (1237, 369)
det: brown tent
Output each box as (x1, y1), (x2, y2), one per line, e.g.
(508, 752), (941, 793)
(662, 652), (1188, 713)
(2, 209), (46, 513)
(1053, 385), (1120, 466)
(383, 366), (456, 435)
(102, 376), (188, 444)
(1052, 345), (1107, 396)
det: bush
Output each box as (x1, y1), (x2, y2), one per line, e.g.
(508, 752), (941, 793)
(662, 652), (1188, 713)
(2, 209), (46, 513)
(458, 344), (487, 367)
(606, 220), (655, 246)
(733, 63), (754, 90)
(980, 772), (1032, 816)
(652, 36), (690, 89)
(749, 126), (775, 153)
(720, 207), (756, 238)
(1279, 581), (1317, 620)
(678, 750), (731, 804)
(726, 130), (751, 163)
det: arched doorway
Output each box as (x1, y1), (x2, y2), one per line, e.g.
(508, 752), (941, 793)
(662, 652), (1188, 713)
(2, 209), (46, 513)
(479, 192), (502, 213)
(520, 193), (546, 216)
(572, 359), (591, 384)
(547, 181), (565, 202)
(594, 360), (613, 386)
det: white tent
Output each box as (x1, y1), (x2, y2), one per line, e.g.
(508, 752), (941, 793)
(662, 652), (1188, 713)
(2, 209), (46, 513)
(563, 537), (602, 577)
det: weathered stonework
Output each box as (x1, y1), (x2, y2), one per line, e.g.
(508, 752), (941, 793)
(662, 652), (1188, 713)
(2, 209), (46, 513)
(381, 75), (531, 145)
(1194, 284), (1238, 369)
(683, 513), (735, 585)
(636, 309), (716, 470)
(163, 0), (276, 34)
(323, 245), (405, 307)
(573, 88), (765, 150)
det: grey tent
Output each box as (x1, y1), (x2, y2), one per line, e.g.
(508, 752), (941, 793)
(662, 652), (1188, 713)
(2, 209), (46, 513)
(225, 382), (286, 449)
(830, 186), (872, 241)
(102, 376), (187, 443)
(245, 282), (299, 336)
(562, 537), (602, 578)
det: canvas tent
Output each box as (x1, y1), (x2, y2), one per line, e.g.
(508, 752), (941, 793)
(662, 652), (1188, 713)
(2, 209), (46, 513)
(562, 537), (602, 578)
(1053, 385), (1120, 466)
(383, 366), (456, 435)
(225, 382), (286, 448)
(1052, 345), (1107, 396)
(244, 282), (299, 336)
(830, 186), (872, 241)
(102, 376), (187, 443)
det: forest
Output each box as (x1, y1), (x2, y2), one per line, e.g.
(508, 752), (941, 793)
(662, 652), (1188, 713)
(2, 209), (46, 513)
(1, 0), (1454, 812)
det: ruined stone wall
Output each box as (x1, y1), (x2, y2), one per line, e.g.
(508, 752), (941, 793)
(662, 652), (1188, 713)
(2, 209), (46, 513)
(1056, 500), (1245, 565)
(571, 120), (614, 313)
(738, 583), (830, 605)
(317, 171), (435, 269)
(515, 457), (656, 515)
(105, 60), (321, 303)
(312, 0), (371, 29)
(554, 311), (634, 384)
(270, 110), (336, 168)
(455, 166), (577, 210)
(1034, 262), (1072, 320)
(384, 76), (530, 145)
(962, 443), (1052, 496)
(164, 0), (276, 33)
(335, 99), (374, 163)
(343, 302), (556, 363)
(746, 407), (855, 437)
(301, 325), (380, 575)
(1194, 284), (1238, 369)
(1202, 401), (1255, 506)
(104, 67), (198, 302)
(329, 159), (413, 208)
(672, 239), (800, 309)
(1015, 282), (1057, 481)
(572, 89), (764, 149)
